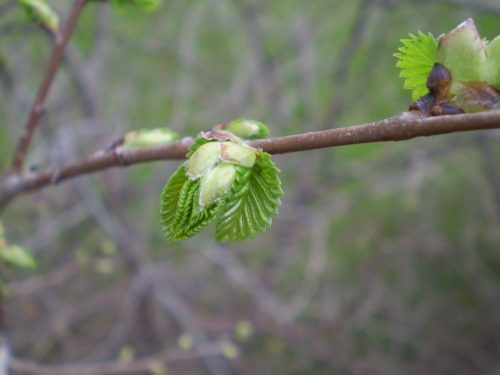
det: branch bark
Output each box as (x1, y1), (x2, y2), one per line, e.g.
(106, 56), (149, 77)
(10, 0), (87, 172)
(1, 110), (499, 213)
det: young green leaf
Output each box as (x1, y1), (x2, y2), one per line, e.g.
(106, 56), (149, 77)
(176, 200), (221, 241)
(167, 175), (199, 241)
(394, 32), (437, 100)
(18, 0), (59, 33)
(215, 151), (283, 243)
(160, 164), (189, 234)
(163, 175), (223, 241)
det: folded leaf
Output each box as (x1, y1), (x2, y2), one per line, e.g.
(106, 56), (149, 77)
(216, 152), (282, 243)
(160, 164), (188, 234)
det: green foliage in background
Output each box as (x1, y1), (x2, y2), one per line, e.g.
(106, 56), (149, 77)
(111, 0), (161, 11)
(0, 222), (36, 269)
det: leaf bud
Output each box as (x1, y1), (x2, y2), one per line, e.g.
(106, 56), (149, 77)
(123, 128), (179, 148)
(220, 141), (257, 167)
(199, 162), (237, 207)
(187, 142), (221, 179)
(437, 18), (487, 83)
(225, 119), (269, 140)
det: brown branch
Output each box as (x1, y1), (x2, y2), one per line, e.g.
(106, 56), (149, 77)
(0, 110), (499, 213)
(10, 0), (88, 173)
(9, 341), (226, 375)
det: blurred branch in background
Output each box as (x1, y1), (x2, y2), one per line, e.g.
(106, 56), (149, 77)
(10, 342), (227, 375)
(9, 0), (87, 172)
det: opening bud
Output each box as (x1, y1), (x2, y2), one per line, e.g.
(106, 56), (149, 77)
(437, 18), (487, 83)
(199, 162), (237, 207)
(187, 142), (221, 179)
(220, 142), (256, 167)
(225, 119), (269, 140)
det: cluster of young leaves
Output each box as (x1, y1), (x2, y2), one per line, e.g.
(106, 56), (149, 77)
(17, 0), (59, 34)
(394, 18), (499, 107)
(0, 222), (36, 270)
(160, 122), (282, 243)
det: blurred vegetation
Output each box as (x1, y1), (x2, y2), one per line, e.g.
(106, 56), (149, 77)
(1, 0), (500, 374)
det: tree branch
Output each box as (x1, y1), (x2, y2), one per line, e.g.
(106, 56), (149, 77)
(9, 341), (226, 375)
(0, 110), (499, 212)
(10, 0), (88, 173)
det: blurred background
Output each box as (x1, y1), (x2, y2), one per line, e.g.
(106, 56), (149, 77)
(1, 0), (500, 374)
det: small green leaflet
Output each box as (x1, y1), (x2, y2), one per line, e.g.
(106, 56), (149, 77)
(160, 164), (189, 239)
(160, 134), (282, 243)
(216, 152), (282, 243)
(394, 32), (437, 100)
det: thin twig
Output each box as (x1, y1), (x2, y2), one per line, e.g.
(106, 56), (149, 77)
(10, 341), (226, 375)
(10, 0), (88, 172)
(0, 110), (499, 212)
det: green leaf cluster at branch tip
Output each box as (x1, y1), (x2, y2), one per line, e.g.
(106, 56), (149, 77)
(160, 123), (282, 243)
(395, 18), (499, 114)
(17, 0), (59, 34)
